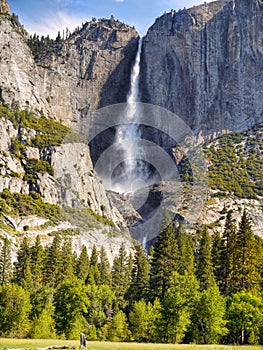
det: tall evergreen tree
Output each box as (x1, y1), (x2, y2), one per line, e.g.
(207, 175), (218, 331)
(61, 237), (75, 280)
(76, 245), (89, 282)
(30, 235), (45, 289)
(211, 231), (224, 284)
(0, 237), (12, 285)
(234, 210), (261, 292)
(43, 234), (62, 288)
(127, 244), (150, 304)
(149, 213), (179, 299)
(196, 227), (215, 290)
(176, 223), (195, 275)
(13, 236), (33, 289)
(87, 245), (100, 284)
(98, 246), (111, 285)
(111, 243), (130, 309)
(220, 211), (237, 295)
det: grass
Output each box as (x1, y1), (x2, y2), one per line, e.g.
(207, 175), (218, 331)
(0, 339), (262, 350)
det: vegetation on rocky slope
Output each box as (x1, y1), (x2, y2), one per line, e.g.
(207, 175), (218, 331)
(205, 124), (263, 199)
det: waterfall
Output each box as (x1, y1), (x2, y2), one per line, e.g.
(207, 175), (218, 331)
(112, 37), (149, 193)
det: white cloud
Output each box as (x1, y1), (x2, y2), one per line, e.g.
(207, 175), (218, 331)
(115, 0), (125, 2)
(25, 10), (88, 38)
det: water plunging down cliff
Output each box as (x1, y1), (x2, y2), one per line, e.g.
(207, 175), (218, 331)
(111, 38), (151, 194)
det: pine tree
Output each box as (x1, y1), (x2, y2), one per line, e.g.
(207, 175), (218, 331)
(98, 246), (111, 285)
(43, 234), (62, 288)
(13, 236), (33, 289)
(61, 237), (75, 280)
(111, 243), (130, 309)
(149, 213), (179, 299)
(30, 235), (45, 289)
(0, 237), (12, 285)
(211, 231), (224, 286)
(235, 210), (261, 293)
(220, 211), (237, 295)
(196, 227), (215, 290)
(76, 245), (90, 282)
(87, 245), (100, 284)
(176, 223), (195, 275)
(127, 244), (150, 304)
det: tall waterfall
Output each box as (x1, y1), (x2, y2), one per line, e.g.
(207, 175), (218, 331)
(112, 38), (149, 193)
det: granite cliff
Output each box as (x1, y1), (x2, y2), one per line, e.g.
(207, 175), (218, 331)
(0, 5), (139, 125)
(0, 0), (262, 254)
(141, 0), (263, 135)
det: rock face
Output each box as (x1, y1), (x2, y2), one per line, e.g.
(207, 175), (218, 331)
(0, 14), (139, 125)
(0, 0), (10, 14)
(141, 0), (263, 135)
(0, 117), (126, 227)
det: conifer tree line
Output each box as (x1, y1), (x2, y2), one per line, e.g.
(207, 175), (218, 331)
(0, 209), (263, 344)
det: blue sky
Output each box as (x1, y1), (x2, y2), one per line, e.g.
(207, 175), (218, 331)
(8, 0), (213, 38)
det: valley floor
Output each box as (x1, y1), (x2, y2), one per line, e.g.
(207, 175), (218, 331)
(0, 339), (262, 350)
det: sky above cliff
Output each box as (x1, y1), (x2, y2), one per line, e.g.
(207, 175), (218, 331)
(8, 0), (213, 37)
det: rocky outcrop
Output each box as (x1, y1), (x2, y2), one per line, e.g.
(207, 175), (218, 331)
(36, 20), (139, 125)
(0, 0), (10, 14)
(0, 12), (139, 126)
(141, 0), (263, 135)
(0, 117), (126, 227)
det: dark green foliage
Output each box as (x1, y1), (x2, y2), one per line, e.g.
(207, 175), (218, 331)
(196, 227), (215, 290)
(13, 236), (32, 289)
(0, 237), (12, 284)
(30, 235), (45, 289)
(149, 213), (179, 300)
(76, 245), (90, 281)
(127, 244), (150, 305)
(0, 189), (64, 224)
(98, 246), (111, 285)
(111, 243), (130, 309)
(176, 223), (195, 275)
(235, 210), (261, 293)
(43, 234), (63, 288)
(87, 245), (100, 285)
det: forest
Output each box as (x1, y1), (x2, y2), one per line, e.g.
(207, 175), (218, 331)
(0, 209), (263, 345)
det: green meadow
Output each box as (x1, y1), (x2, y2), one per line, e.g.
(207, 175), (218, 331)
(0, 339), (262, 350)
